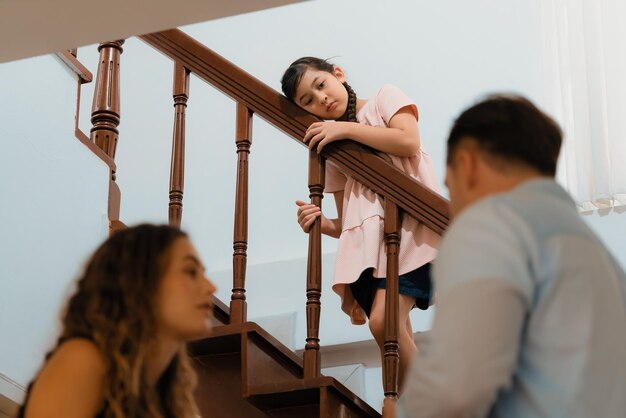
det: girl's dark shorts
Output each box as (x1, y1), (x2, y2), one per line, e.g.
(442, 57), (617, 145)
(349, 263), (432, 318)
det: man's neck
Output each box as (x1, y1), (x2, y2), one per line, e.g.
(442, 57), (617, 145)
(475, 168), (548, 203)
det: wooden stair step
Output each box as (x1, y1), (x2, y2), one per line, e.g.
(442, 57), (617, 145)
(189, 322), (303, 380)
(190, 312), (380, 418)
(188, 321), (303, 418)
(247, 376), (381, 418)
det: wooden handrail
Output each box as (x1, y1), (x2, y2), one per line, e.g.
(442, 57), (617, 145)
(139, 29), (450, 234)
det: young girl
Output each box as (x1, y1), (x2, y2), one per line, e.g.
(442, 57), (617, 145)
(18, 224), (216, 418)
(281, 57), (441, 393)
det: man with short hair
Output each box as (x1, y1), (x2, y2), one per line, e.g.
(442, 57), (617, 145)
(398, 96), (626, 418)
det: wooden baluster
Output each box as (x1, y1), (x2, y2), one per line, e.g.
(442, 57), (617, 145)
(230, 103), (253, 324)
(90, 40), (124, 234)
(169, 63), (190, 227)
(383, 200), (401, 406)
(90, 40), (124, 159)
(304, 151), (325, 378)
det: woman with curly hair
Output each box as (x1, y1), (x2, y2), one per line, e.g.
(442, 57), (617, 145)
(17, 224), (216, 418)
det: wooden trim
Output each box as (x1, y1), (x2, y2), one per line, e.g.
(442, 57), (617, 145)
(109, 219), (126, 234)
(139, 29), (450, 234)
(0, 372), (23, 418)
(55, 50), (93, 84)
(212, 295), (231, 325)
(71, 59), (115, 171)
(74, 128), (116, 171)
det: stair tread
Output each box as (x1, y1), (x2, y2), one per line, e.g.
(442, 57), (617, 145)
(248, 376), (380, 417)
(188, 321), (303, 371)
(188, 315), (380, 417)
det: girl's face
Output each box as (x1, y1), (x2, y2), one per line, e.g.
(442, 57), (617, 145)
(155, 237), (217, 342)
(294, 66), (349, 120)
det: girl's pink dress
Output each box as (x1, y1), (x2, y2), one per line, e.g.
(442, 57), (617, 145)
(325, 84), (441, 324)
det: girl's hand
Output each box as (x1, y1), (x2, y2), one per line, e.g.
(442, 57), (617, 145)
(295, 199), (328, 233)
(303, 121), (353, 153)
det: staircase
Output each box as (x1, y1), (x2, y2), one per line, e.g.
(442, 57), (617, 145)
(76, 28), (449, 417)
(191, 298), (380, 417)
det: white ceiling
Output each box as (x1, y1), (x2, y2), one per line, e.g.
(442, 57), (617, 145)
(0, 0), (303, 63)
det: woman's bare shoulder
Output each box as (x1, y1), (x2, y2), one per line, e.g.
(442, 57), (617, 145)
(25, 338), (107, 418)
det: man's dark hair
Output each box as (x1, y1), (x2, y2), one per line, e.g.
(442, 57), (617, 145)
(447, 95), (562, 176)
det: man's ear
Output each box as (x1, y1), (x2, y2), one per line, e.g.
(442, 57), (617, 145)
(455, 147), (478, 191)
(333, 66), (346, 83)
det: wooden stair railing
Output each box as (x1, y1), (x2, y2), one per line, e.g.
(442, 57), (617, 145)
(139, 29), (449, 234)
(58, 46), (124, 234)
(86, 28), (450, 415)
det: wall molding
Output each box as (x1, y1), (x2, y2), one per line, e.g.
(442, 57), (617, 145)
(0, 372), (24, 416)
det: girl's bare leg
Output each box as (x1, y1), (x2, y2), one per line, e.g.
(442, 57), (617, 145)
(368, 289), (418, 394)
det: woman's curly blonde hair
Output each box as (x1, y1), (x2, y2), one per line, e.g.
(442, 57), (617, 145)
(23, 224), (201, 418)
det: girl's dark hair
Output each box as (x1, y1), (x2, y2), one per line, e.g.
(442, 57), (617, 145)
(18, 224), (200, 418)
(447, 95), (562, 176)
(281, 56), (358, 122)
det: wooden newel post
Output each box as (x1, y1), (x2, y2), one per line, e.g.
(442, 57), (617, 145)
(383, 200), (401, 402)
(169, 63), (190, 227)
(304, 151), (325, 378)
(90, 40), (124, 159)
(230, 103), (253, 324)
(90, 40), (124, 235)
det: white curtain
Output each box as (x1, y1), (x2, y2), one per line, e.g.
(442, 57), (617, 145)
(541, 0), (626, 212)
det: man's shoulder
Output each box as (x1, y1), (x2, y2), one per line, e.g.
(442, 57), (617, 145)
(435, 196), (536, 300)
(451, 193), (529, 235)
(454, 179), (575, 240)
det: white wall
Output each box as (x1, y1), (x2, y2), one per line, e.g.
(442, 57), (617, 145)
(583, 210), (626, 268)
(0, 55), (110, 401)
